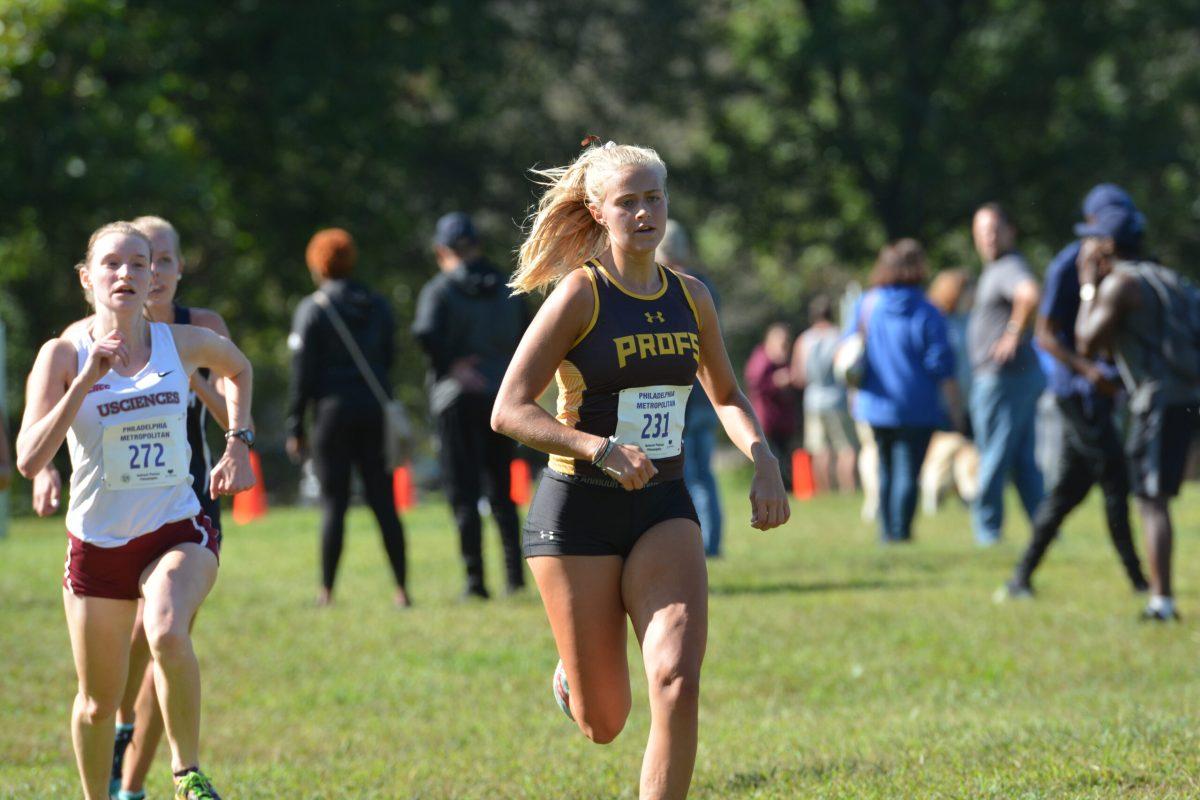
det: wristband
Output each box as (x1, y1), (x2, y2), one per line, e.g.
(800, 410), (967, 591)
(225, 428), (255, 448)
(592, 436), (617, 469)
(1004, 320), (1021, 335)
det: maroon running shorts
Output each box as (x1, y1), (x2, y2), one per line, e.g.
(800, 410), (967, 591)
(63, 515), (221, 600)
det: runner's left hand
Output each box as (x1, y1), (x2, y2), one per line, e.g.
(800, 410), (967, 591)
(749, 455), (790, 531)
(32, 466), (61, 515)
(210, 441), (255, 498)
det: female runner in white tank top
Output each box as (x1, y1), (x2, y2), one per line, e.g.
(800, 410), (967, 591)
(35, 215), (242, 800)
(16, 221), (254, 800)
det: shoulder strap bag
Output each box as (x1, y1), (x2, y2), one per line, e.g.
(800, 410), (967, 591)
(313, 290), (412, 470)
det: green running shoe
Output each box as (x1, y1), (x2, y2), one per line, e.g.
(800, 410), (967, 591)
(174, 770), (223, 800)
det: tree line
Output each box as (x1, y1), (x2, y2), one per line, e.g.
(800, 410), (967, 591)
(2, 0), (1197, 474)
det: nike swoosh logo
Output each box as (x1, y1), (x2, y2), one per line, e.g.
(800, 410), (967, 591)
(157, 370), (174, 378)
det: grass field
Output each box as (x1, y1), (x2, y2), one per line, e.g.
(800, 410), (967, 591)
(3, 471), (1200, 799)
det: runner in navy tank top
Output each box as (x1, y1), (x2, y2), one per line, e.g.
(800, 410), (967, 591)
(174, 303), (223, 529)
(493, 140), (790, 800)
(546, 258), (702, 486)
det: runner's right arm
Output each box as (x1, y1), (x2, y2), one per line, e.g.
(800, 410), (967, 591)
(491, 269), (656, 491)
(31, 317), (94, 513)
(17, 332), (123, 477)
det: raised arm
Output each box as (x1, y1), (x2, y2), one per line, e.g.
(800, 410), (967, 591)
(30, 317), (93, 512)
(17, 336), (111, 478)
(491, 269), (657, 491)
(1077, 271), (1137, 358)
(684, 274), (790, 530)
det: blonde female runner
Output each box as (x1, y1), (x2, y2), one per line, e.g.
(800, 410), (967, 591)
(492, 139), (790, 800)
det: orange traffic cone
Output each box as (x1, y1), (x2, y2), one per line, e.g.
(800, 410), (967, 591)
(232, 450), (268, 524)
(792, 449), (816, 500)
(510, 458), (532, 505)
(393, 464), (416, 512)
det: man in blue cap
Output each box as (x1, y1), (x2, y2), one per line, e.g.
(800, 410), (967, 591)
(998, 185), (1149, 600)
(1074, 203), (1198, 620)
(413, 212), (531, 598)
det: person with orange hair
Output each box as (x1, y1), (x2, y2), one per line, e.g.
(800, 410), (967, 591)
(286, 228), (410, 607)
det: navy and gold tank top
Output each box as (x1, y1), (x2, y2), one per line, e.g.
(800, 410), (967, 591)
(174, 304), (221, 527)
(549, 260), (702, 483)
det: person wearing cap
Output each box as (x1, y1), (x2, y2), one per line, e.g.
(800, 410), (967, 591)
(413, 212), (531, 598)
(656, 220), (725, 557)
(966, 203), (1045, 546)
(1075, 205), (1198, 621)
(998, 186), (1149, 600)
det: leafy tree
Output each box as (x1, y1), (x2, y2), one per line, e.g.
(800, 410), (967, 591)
(2, 0), (1198, 500)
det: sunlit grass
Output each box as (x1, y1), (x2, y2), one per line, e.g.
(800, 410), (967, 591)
(3, 472), (1200, 798)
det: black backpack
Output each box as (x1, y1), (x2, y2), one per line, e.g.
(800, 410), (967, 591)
(1125, 261), (1200, 383)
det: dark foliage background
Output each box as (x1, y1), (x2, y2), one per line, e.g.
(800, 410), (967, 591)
(2, 0), (1197, 493)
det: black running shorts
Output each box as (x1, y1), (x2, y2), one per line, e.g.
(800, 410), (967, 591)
(522, 470), (699, 558)
(1127, 403), (1196, 499)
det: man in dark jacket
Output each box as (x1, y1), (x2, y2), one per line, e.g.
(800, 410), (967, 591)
(413, 213), (529, 598)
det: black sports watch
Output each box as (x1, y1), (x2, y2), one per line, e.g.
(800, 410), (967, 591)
(225, 428), (255, 448)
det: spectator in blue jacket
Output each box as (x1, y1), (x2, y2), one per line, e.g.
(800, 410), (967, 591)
(851, 239), (964, 542)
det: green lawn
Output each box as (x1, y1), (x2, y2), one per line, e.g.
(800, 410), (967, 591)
(3, 473), (1200, 799)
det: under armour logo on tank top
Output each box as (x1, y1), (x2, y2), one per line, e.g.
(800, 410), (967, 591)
(549, 261), (702, 483)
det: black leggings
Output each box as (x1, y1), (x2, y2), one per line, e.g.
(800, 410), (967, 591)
(1015, 395), (1144, 587)
(437, 394), (523, 590)
(312, 400), (407, 591)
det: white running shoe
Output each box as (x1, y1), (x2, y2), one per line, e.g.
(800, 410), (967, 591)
(552, 659), (574, 721)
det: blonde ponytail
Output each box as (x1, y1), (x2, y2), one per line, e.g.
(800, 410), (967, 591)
(511, 141), (667, 294)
